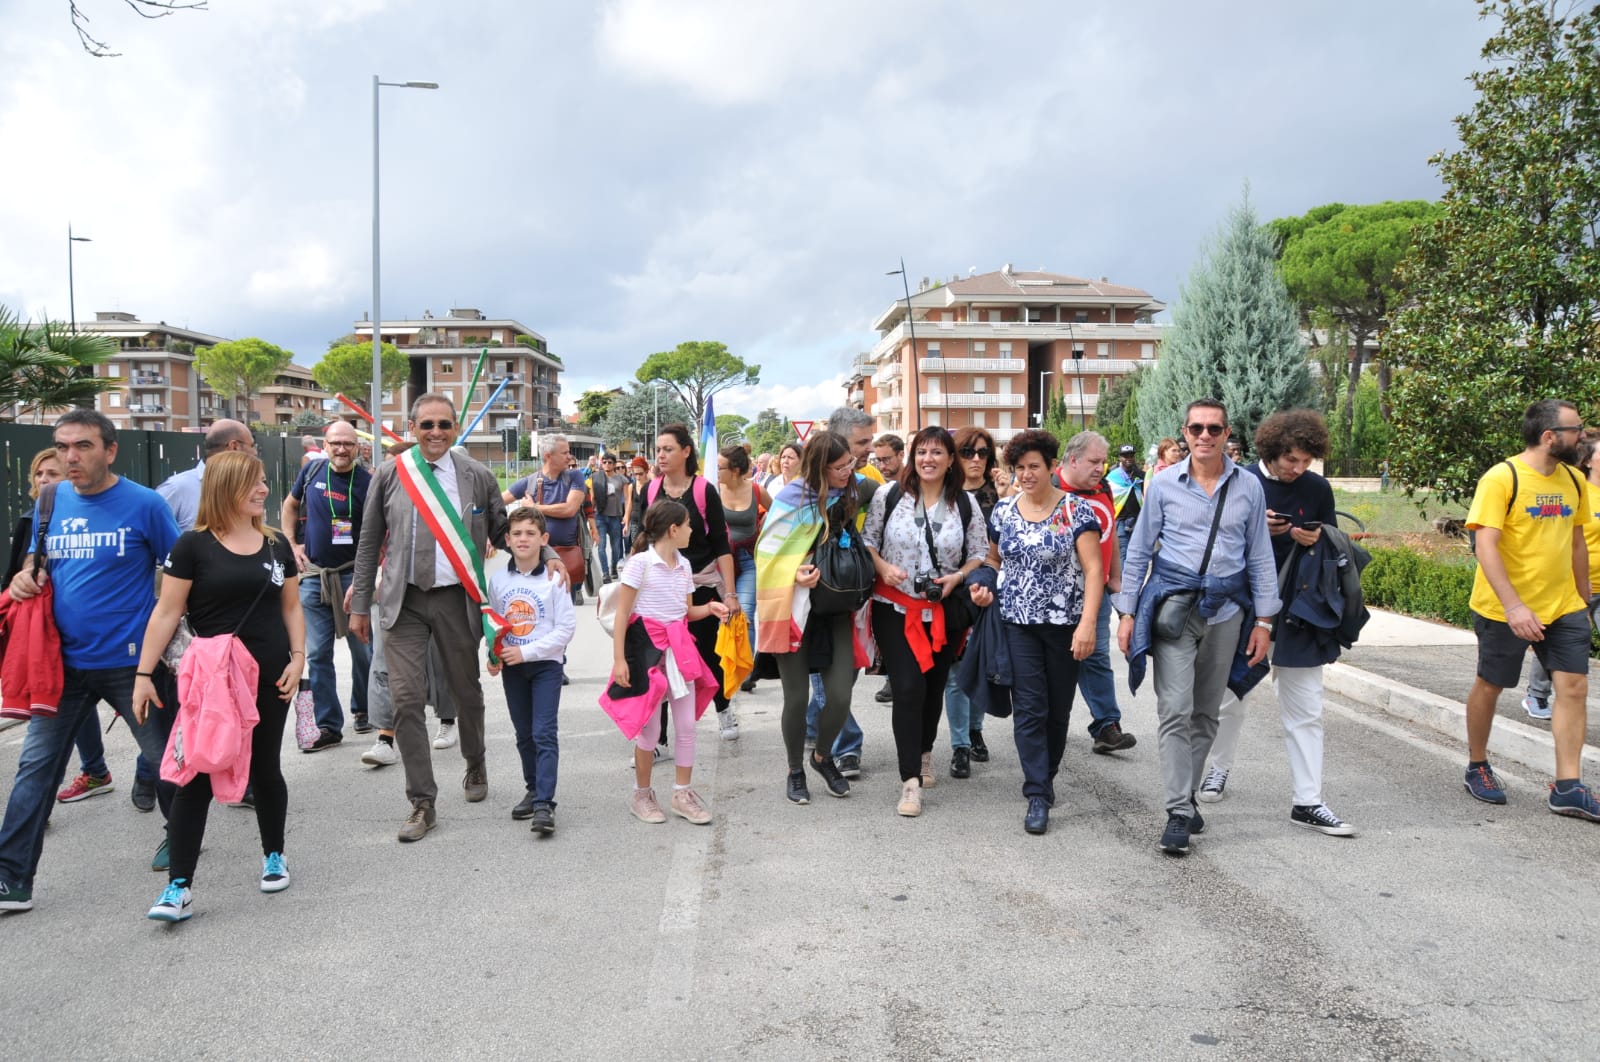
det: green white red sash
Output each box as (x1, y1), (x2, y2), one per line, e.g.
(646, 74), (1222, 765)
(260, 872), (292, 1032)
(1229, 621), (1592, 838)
(395, 448), (511, 662)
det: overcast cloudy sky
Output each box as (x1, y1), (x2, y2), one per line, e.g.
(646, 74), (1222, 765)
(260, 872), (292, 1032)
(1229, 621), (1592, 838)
(0, 0), (1493, 421)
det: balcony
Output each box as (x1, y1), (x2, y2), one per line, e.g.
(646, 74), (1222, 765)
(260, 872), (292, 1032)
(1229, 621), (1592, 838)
(920, 393), (1027, 409)
(848, 388), (864, 405)
(872, 396), (903, 414)
(492, 373), (523, 384)
(127, 402), (166, 414)
(131, 372), (168, 386)
(918, 357), (1026, 373)
(870, 318), (1168, 362)
(494, 399), (522, 411)
(872, 361), (901, 387)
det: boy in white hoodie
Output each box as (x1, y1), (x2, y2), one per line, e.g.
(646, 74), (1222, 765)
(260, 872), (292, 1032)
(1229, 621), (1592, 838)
(488, 508), (577, 834)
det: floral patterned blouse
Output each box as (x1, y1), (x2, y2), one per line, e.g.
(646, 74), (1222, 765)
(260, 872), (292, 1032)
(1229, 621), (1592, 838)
(993, 492), (1100, 626)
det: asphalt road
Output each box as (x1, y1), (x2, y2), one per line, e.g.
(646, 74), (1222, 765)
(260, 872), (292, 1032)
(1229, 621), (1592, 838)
(3, 600), (1598, 1060)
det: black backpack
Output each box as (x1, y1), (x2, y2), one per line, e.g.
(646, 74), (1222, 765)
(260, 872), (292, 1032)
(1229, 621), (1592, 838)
(809, 497), (875, 616)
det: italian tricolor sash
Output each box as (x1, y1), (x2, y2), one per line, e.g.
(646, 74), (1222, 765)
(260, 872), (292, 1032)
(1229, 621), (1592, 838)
(395, 448), (512, 662)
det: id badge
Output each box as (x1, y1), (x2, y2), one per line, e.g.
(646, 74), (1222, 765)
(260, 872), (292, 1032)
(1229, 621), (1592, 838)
(331, 518), (354, 545)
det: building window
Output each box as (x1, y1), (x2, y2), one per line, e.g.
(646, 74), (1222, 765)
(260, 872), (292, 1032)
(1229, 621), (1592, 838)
(1098, 342), (1110, 358)
(1074, 311), (1088, 323)
(1027, 309), (1043, 322)
(973, 342), (986, 355)
(1141, 342), (1155, 360)
(108, 392), (121, 408)
(105, 363), (120, 378)
(973, 376), (986, 393)
(999, 412), (1013, 430)
(997, 377), (1012, 395)
(973, 411), (987, 427)
(440, 361), (454, 374)
(927, 342), (940, 358)
(999, 342), (1012, 357)
(987, 310), (1001, 323)
(927, 411), (941, 426)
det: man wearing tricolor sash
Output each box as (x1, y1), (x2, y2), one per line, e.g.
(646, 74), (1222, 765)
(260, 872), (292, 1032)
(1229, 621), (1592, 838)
(350, 394), (513, 843)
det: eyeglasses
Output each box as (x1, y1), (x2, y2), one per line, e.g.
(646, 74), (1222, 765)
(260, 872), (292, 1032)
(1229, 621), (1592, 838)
(416, 419), (454, 431)
(1551, 425), (1587, 434)
(327, 441), (358, 449)
(958, 446), (992, 460)
(1185, 423), (1226, 438)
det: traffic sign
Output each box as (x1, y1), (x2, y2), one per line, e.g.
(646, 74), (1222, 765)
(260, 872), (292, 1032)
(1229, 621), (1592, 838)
(791, 419), (814, 442)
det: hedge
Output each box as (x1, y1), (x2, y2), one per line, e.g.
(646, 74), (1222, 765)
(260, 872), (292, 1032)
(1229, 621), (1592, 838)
(1360, 547), (1476, 629)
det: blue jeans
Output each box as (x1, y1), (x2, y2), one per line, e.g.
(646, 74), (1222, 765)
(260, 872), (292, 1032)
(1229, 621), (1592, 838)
(805, 672), (863, 757)
(596, 514), (625, 579)
(0, 665), (176, 889)
(1115, 517), (1136, 565)
(1078, 593), (1122, 737)
(944, 669), (977, 748)
(501, 659), (562, 806)
(70, 707), (156, 782)
(300, 569), (373, 732)
(733, 547), (757, 617)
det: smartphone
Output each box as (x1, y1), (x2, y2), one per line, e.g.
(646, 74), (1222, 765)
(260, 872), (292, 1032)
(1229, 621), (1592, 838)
(1299, 520), (1321, 530)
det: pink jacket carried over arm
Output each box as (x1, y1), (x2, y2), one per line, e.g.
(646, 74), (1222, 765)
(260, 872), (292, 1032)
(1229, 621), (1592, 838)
(162, 634), (260, 804)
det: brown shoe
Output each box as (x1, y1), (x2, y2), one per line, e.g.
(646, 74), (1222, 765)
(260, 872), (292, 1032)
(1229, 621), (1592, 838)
(398, 800), (436, 842)
(920, 751), (936, 789)
(463, 762), (488, 803)
(897, 778), (923, 817)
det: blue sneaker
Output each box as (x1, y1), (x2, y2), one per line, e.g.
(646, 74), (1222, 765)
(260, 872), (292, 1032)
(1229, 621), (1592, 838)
(1463, 763), (1507, 805)
(1522, 694), (1552, 721)
(1159, 812), (1190, 856)
(0, 880), (33, 913)
(147, 880), (193, 922)
(1547, 782), (1600, 822)
(260, 852), (290, 893)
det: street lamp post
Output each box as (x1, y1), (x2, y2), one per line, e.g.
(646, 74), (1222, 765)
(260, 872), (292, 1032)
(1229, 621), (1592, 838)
(372, 75), (438, 440)
(1037, 370), (1053, 426)
(886, 260), (920, 432)
(67, 224), (92, 334)
(1072, 349), (1086, 429)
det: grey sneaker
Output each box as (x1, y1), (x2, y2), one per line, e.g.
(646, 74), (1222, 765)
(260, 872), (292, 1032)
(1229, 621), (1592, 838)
(361, 739), (398, 767)
(1197, 766), (1228, 803)
(398, 801), (437, 842)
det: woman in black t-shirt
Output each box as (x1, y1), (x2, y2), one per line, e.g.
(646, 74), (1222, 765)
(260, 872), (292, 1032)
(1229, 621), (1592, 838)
(133, 451), (305, 922)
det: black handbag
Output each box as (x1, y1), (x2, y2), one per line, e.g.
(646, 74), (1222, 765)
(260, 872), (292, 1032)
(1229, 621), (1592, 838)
(810, 519), (874, 616)
(1152, 476), (1231, 640)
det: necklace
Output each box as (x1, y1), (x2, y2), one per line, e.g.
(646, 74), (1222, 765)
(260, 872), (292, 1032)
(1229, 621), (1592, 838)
(1019, 489), (1059, 519)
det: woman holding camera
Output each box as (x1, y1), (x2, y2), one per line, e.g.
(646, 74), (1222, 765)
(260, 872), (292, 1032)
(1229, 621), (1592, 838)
(863, 426), (989, 818)
(979, 429), (1101, 835)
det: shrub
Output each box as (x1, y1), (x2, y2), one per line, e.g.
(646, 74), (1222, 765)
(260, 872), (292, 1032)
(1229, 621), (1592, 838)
(1361, 546), (1476, 628)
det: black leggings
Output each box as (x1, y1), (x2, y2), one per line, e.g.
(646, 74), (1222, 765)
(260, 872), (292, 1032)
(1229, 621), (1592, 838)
(687, 584), (729, 713)
(777, 616), (856, 771)
(167, 672), (290, 885)
(873, 601), (960, 782)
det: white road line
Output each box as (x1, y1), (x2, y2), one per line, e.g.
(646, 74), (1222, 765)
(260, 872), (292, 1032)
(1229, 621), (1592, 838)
(646, 723), (719, 1010)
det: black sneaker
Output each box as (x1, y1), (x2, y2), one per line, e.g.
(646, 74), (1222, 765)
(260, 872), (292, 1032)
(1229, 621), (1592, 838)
(130, 776), (157, 813)
(352, 712), (373, 735)
(1160, 812), (1191, 856)
(1291, 803), (1357, 836)
(970, 731), (989, 762)
(875, 680), (893, 704)
(786, 768), (810, 805)
(529, 803), (556, 834)
(1092, 723), (1137, 754)
(834, 754), (861, 779)
(305, 728), (342, 753)
(511, 792), (538, 820)
(808, 753), (851, 797)
(951, 747), (972, 779)
(740, 676), (757, 693)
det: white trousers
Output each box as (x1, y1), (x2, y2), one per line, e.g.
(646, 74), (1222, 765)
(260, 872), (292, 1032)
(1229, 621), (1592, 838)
(1207, 665), (1326, 806)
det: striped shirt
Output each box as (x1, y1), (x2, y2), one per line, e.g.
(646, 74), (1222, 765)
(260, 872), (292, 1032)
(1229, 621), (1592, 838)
(1113, 455), (1281, 623)
(619, 548), (694, 623)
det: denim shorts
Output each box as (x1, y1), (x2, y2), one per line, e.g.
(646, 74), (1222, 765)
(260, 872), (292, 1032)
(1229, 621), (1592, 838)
(1472, 607), (1592, 689)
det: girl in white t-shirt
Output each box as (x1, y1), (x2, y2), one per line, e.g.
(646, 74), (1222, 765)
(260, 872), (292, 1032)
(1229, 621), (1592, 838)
(606, 500), (728, 825)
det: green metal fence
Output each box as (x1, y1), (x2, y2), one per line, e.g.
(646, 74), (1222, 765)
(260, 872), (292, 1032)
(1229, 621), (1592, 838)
(1, 423), (303, 534)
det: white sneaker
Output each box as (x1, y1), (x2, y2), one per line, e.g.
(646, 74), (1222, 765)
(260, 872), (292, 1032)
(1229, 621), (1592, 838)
(361, 739), (398, 767)
(718, 707), (740, 740)
(432, 721), (457, 749)
(1196, 766), (1228, 803)
(147, 880), (193, 922)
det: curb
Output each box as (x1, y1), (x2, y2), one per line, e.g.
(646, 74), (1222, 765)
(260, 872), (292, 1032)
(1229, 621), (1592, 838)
(1323, 662), (1600, 777)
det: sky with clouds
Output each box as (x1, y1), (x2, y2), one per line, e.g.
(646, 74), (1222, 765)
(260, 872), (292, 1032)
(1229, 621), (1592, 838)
(0, 0), (1494, 422)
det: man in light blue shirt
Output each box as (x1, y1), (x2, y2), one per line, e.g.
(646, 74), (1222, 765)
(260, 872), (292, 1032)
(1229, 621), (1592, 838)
(1115, 398), (1279, 857)
(154, 419), (256, 532)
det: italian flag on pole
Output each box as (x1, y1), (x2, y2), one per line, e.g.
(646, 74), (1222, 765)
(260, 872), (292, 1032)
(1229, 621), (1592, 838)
(394, 447), (512, 663)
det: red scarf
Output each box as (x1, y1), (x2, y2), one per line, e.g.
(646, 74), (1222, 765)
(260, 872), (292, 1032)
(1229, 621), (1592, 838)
(874, 580), (947, 672)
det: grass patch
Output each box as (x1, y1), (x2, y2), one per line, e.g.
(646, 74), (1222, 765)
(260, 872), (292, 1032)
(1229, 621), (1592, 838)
(1331, 489), (1465, 536)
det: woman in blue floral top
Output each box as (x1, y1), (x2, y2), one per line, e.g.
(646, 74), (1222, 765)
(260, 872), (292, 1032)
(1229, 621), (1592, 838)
(978, 429), (1102, 836)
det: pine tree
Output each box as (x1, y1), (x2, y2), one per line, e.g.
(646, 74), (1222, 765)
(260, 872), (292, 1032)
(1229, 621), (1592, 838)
(1139, 191), (1312, 449)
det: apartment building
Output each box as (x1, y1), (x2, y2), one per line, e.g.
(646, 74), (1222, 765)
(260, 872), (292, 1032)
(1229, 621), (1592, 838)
(353, 307), (563, 461)
(74, 311), (231, 432)
(860, 266), (1168, 441)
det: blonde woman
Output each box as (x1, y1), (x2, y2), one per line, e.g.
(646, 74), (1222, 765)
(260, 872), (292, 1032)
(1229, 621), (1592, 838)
(133, 452), (305, 922)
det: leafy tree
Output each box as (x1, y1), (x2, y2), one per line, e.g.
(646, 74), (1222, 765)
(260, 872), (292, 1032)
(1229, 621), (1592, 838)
(291, 409), (327, 430)
(1271, 200), (1439, 434)
(1388, 0), (1600, 504)
(597, 384), (692, 452)
(195, 337), (292, 417)
(743, 407), (794, 455)
(1139, 192), (1312, 448)
(1097, 367), (1147, 455)
(1327, 374), (1391, 475)
(575, 389), (618, 427)
(636, 341), (759, 435)
(0, 306), (117, 421)
(312, 342), (406, 402)
(715, 413), (749, 446)
(1041, 378), (1075, 439)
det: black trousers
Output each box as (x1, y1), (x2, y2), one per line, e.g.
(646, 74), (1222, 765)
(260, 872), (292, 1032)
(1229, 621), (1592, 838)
(873, 601), (960, 783)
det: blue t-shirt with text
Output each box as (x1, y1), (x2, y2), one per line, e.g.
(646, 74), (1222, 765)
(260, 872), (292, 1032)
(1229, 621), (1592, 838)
(290, 459), (371, 567)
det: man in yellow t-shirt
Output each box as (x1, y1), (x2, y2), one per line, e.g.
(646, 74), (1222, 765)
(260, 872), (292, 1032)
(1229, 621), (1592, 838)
(1462, 399), (1596, 820)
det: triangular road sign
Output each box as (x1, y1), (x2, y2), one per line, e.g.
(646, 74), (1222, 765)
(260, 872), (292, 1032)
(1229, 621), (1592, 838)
(790, 420), (814, 442)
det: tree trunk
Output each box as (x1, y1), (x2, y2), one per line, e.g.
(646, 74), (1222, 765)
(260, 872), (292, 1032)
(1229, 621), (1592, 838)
(1343, 324), (1369, 446)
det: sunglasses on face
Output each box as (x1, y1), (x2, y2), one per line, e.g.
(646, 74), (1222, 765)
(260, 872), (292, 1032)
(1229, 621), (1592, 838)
(958, 446), (992, 460)
(416, 419), (454, 431)
(1185, 423), (1226, 438)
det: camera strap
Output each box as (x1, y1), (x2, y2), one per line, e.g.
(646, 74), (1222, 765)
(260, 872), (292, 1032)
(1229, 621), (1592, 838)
(916, 496), (944, 576)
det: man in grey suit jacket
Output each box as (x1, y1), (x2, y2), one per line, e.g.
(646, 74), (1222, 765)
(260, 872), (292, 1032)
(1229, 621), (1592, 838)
(351, 393), (510, 843)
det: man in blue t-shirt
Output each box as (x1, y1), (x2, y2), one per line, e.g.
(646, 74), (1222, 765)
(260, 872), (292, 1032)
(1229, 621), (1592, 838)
(283, 419), (373, 749)
(0, 410), (181, 913)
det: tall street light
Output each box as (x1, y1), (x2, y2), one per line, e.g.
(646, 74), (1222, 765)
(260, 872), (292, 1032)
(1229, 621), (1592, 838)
(886, 260), (920, 433)
(372, 76), (438, 439)
(1037, 370), (1053, 426)
(67, 224), (92, 334)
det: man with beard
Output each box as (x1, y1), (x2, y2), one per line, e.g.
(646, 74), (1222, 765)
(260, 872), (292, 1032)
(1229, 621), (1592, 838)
(1461, 399), (1598, 820)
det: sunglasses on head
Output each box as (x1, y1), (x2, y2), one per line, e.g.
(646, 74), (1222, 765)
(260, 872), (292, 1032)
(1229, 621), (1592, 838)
(416, 419), (454, 431)
(958, 446), (992, 460)
(1184, 423), (1226, 438)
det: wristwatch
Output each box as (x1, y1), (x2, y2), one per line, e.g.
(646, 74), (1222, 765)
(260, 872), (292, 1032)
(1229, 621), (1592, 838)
(1255, 618), (1274, 631)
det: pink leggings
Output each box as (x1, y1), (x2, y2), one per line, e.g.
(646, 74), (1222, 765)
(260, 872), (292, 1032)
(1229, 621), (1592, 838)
(634, 691), (698, 767)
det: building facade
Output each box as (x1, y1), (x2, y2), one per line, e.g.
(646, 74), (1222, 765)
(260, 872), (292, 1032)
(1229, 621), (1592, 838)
(860, 267), (1168, 441)
(76, 311), (231, 432)
(353, 307), (563, 461)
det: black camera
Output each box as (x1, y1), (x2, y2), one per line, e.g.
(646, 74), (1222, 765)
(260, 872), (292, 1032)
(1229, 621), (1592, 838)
(914, 570), (943, 602)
